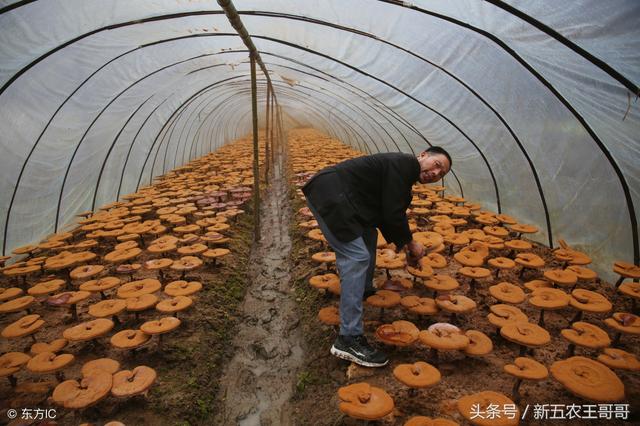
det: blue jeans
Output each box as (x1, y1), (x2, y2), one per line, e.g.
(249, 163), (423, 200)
(307, 200), (377, 336)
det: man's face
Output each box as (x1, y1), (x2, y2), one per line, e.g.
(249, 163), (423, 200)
(417, 152), (450, 184)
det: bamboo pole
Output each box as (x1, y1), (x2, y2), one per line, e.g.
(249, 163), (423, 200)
(250, 53), (260, 241)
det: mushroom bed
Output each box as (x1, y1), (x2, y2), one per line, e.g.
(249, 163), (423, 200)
(285, 129), (639, 425)
(0, 138), (258, 425)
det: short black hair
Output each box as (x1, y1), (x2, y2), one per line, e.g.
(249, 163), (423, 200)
(424, 146), (452, 169)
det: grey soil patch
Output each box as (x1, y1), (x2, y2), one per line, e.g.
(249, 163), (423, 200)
(215, 145), (304, 425)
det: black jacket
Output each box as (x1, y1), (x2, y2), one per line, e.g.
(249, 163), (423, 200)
(302, 152), (420, 248)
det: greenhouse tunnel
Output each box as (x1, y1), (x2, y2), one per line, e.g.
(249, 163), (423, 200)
(1, 0), (638, 283)
(0, 0), (639, 423)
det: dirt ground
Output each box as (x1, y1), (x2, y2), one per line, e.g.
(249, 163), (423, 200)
(287, 191), (640, 425)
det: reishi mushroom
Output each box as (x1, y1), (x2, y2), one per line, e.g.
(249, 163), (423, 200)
(338, 382), (394, 421)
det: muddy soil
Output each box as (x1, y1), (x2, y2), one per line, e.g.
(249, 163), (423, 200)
(215, 144), (304, 425)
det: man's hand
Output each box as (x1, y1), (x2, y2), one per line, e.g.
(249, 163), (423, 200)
(405, 240), (425, 267)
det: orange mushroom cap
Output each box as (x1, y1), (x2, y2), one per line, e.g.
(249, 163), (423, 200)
(88, 299), (127, 318)
(309, 273), (340, 290)
(317, 306), (340, 326)
(423, 274), (459, 292)
(1, 314), (45, 338)
(488, 282), (526, 304)
(81, 358), (121, 377)
(503, 357), (548, 380)
(52, 370), (112, 409)
(400, 296), (439, 315)
(500, 322), (550, 347)
(338, 382), (394, 421)
(110, 329), (151, 349)
(111, 365), (157, 397)
(419, 323), (469, 350)
(27, 352), (74, 373)
(604, 312), (640, 335)
(164, 280), (202, 297)
(156, 295), (193, 313)
(393, 361), (441, 388)
(69, 264), (104, 280)
(423, 252), (448, 268)
(125, 293), (159, 312)
(0, 352), (31, 377)
(435, 294), (477, 314)
(117, 279), (162, 298)
(0, 287), (24, 301)
(63, 318), (114, 342)
(463, 330), (493, 356)
(404, 416), (459, 426)
(140, 316), (182, 334)
(0, 295), (35, 313)
(28, 279), (66, 296)
(515, 252), (545, 269)
(613, 260), (640, 279)
(366, 290), (401, 308)
(528, 287), (571, 310)
(597, 348), (640, 371)
(550, 356), (624, 402)
(561, 321), (611, 349)
(30, 338), (68, 355)
(375, 320), (420, 346)
(487, 304), (528, 328)
(569, 289), (612, 313)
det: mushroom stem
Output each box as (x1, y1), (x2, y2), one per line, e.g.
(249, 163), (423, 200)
(538, 309), (545, 327)
(385, 269), (391, 280)
(379, 307), (385, 322)
(112, 315), (121, 326)
(159, 270), (164, 281)
(99, 291), (107, 300)
(566, 343), (576, 357)
(134, 312), (140, 322)
(429, 347), (439, 363)
(30, 333), (37, 342)
(55, 371), (65, 382)
(495, 268), (500, 279)
(569, 310), (583, 324)
(8, 375), (17, 387)
(614, 276), (625, 288)
(512, 378), (523, 403)
(612, 332), (622, 347)
(468, 279), (476, 296)
(70, 305), (78, 322)
(518, 267), (527, 279)
(518, 345), (528, 356)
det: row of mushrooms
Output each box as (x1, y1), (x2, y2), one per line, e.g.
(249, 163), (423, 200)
(1, 137), (255, 421)
(288, 129), (638, 425)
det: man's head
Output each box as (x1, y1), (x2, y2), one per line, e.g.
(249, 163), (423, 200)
(416, 146), (452, 184)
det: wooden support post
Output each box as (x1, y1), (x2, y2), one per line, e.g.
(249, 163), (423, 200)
(250, 53), (260, 242)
